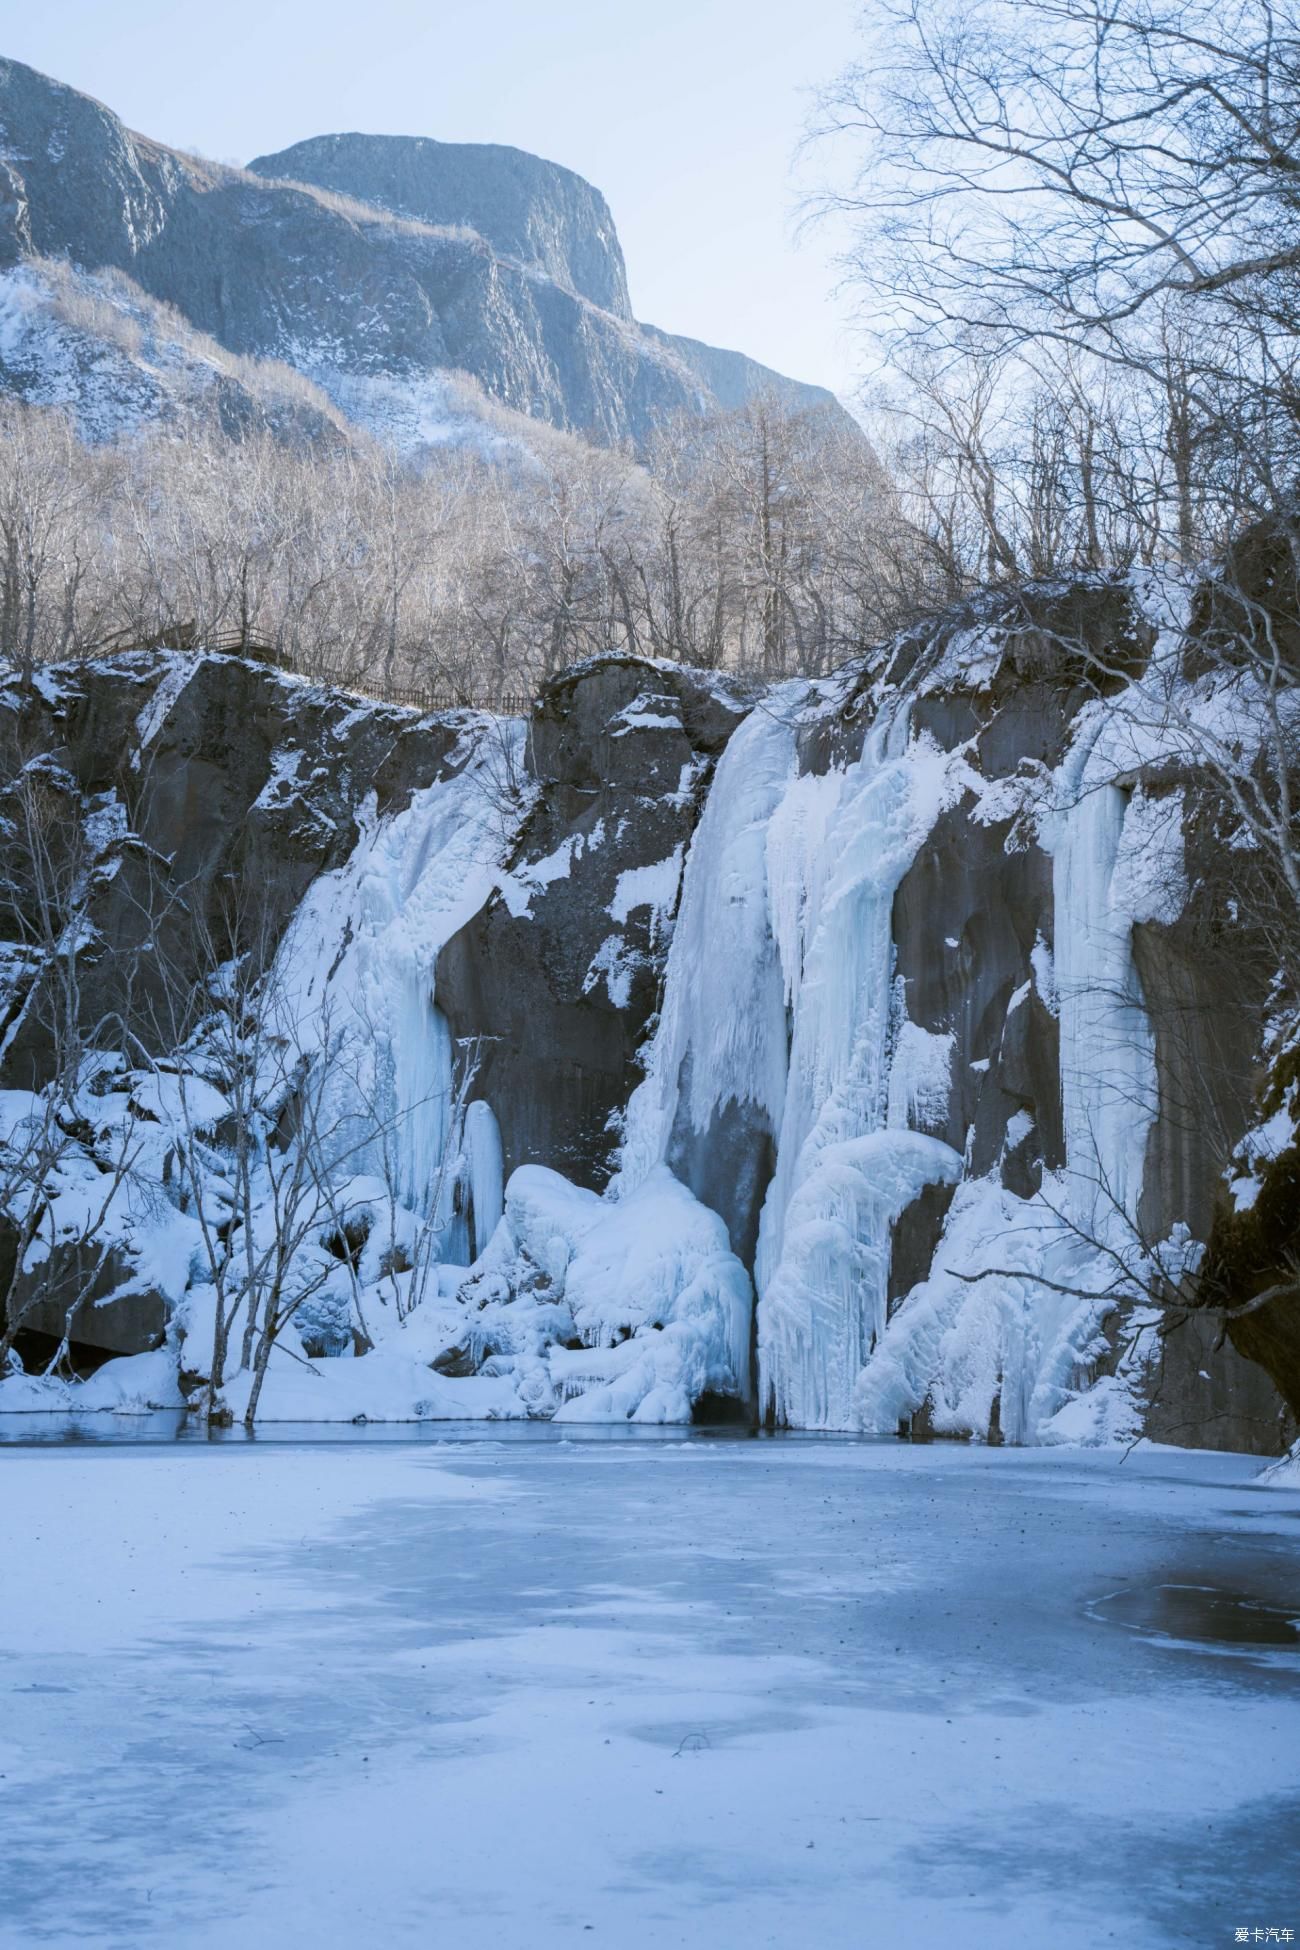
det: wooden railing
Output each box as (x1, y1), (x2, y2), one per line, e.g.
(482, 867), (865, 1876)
(371, 679), (536, 717)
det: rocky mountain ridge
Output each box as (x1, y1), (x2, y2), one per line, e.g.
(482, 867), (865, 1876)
(247, 130), (634, 320)
(0, 58), (844, 453)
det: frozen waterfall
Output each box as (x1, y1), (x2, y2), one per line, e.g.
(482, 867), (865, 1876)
(270, 727), (516, 1245)
(615, 688), (964, 1431)
(252, 643), (1182, 1437)
(855, 696), (1173, 1446)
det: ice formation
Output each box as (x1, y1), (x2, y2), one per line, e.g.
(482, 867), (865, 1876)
(612, 702), (796, 1190)
(461, 1163), (753, 1423)
(856, 667), (1194, 1444)
(464, 1101), (505, 1262)
(603, 597), (1238, 1442)
(754, 719), (967, 1428)
(8, 578), (1290, 1447)
(270, 727), (514, 1235)
(613, 693), (968, 1430)
(1050, 736), (1159, 1235)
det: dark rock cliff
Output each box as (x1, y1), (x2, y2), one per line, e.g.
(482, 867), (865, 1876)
(0, 653), (461, 1094)
(436, 659), (747, 1188)
(1, 592), (1295, 1451)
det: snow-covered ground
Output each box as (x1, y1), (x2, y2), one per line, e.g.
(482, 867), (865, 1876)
(1, 1433), (1296, 1949)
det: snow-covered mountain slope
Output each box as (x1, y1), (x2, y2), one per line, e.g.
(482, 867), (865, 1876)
(0, 255), (573, 459)
(0, 57), (846, 455)
(1, 579), (1296, 1456)
(0, 259), (354, 446)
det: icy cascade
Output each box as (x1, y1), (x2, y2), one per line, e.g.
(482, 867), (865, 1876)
(1048, 729), (1159, 1237)
(423, 700), (801, 1428)
(172, 692), (757, 1425)
(615, 689), (964, 1430)
(755, 711), (963, 1429)
(271, 729), (518, 1243)
(856, 700), (1174, 1445)
(612, 703), (798, 1190)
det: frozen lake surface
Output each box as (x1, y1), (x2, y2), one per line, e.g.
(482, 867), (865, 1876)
(1, 1430), (1297, 1949)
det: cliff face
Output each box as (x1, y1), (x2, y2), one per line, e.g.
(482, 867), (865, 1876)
(0, 652), (466, 1353)
(1, 574), (1295, 1451)
(869, 590), (1290, 1452)
(0, 59), (844, 451)
(434, 659), (748, 1190)
(248, 132), (633, 321)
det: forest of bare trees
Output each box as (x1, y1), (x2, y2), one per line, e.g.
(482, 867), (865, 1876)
(0, 388), (908, 701)
(3, 335), (1281, 710)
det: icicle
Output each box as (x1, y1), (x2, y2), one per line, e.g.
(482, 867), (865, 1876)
(612, 702), (797, 1194)
(268, 727), (519, 1240)
(464, 1100), (504, 1260)
(1046, 738), (1159, 1236)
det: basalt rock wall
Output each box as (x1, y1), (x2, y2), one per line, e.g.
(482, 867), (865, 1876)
(1, 598), (1295, 1451)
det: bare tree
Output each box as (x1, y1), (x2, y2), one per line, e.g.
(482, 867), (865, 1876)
(816, 0), (1300, 353)
(813, 0), (1300, 581)
(0, 760), (149, 1370)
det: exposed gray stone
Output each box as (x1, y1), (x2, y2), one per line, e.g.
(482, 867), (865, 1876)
(249, 131), (634, 320)
(435, 657), (748, 1188)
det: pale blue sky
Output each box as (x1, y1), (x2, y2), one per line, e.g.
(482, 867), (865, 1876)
(0, 0), (868, 399)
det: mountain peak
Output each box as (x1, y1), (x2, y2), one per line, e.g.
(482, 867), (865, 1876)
(248, 131), (633, 320)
